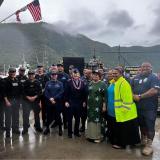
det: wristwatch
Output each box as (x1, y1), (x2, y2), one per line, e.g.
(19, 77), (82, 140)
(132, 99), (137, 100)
(138, 94), (141, 99)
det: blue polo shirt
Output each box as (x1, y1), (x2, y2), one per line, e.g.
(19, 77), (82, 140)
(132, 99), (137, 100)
(45, 80), (64, 101)
(131, 73), (159, 111)
(107, 83), (115, 117)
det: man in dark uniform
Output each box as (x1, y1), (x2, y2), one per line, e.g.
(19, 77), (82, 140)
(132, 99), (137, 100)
(4, 68), (21, 137)
(0, 77), (5, 130)
(16, 67), (28, 105)
(57, 63), (69, 129)
(132, 62), (159, 156)
(65, 68), (88, 138)
(22, 70), (43, 134)
(43, 71), (64, 136)
(16, 67), (28, 85)
(35, 64), (49, 127)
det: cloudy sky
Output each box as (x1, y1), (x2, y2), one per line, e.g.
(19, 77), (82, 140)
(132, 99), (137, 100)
(0, 0), (160, 46)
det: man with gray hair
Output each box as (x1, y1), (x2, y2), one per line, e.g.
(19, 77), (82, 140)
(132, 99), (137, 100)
(131, 62), (159, 156)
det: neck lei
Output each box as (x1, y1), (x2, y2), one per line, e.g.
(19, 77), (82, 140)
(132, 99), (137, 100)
(72, 78), (82, 90)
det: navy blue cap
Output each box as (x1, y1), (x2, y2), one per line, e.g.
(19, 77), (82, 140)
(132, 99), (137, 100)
(92, 70), (102, 77)
(51, 71), (58, 75)
(28, 70), (35, 75)
(52, 64), (57, 67)
(9, 67), (16, 73)
(19, 67), (25, 71)
(72, 68), (80, 74)
(69, 65), (74, 70)
(37, 64), (43, 68)
(57, 63), (63, 67)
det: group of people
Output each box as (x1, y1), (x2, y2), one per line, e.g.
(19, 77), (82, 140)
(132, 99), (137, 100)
(0, 62), (159, 156)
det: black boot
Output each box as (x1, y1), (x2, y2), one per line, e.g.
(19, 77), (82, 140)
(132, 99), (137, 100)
(22, 128), (28, 135)
(64, 123), (68, 129)
(59, 125), (63, 136)
(51, 121), (58, 128)
(74, 132), (81, 137)
(6, 131), (10, 138)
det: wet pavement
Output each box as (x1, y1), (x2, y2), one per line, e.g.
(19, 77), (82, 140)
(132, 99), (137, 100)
(0, 116), (160, 160)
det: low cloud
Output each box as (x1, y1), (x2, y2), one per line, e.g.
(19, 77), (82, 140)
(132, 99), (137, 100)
(51, 8), (103, 35)
(106, 10), (134, 29)
(150, 5), (160, 35)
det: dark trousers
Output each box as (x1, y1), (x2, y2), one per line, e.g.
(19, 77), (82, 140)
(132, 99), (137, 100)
(67, 106), (81, 135)
(23, 100), (41, 130)
(0, 102), (4, 128)
(5, 99), (19, 132)
(106, 115), (118, 145)
(137, 109), (157, 140)
(62, 104), (68, 125)
(107, 115), (140, 146)
(80, 106), (87, 128)
(46, 103), (62, 128)
(40, 95), (46, 124)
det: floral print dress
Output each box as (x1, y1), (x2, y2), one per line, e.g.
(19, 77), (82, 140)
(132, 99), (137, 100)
(86, 80), (106, 140)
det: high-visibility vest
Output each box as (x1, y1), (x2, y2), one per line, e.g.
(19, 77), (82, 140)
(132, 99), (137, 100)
(114, 76), (137, 122)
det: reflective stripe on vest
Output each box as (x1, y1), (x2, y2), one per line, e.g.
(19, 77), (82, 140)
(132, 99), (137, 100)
(115, 105), (131, 110)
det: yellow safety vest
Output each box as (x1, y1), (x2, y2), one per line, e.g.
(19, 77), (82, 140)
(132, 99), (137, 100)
(114, 76), (137, 122)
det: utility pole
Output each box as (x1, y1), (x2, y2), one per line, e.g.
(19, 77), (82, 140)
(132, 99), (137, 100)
(118, 45), (121, 65)
(93, 47), (96, 59)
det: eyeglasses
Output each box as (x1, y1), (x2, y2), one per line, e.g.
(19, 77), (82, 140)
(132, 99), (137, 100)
(112, 72), (119, 75)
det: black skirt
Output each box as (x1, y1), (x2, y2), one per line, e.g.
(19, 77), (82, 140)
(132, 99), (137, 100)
(107, 115), (140, 147)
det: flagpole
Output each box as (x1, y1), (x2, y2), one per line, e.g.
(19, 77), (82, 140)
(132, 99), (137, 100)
(0, 1), (32, 23)
(0, 11), (17, 23)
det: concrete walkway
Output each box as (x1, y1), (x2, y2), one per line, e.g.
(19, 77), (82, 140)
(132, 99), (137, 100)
(0, 118), (160, 160)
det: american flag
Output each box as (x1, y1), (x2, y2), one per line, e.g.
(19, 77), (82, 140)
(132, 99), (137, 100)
(16, 7), (27, 22)
(27, 0), (42, 22)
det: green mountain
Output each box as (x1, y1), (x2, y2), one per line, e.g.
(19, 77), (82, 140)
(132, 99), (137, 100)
(0, 22), (160, 71)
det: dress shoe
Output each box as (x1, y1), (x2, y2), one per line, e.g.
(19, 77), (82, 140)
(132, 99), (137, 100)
(112, 145), (124, 149)
(6, 132), (10, 138)
(68, 134), (72, 138)
(64, 123), (68, 129)
(12, 130), (20, 134)
(59, 130), (63, 136)
(74, 133), (81, 137)
(22, 129), (28, 135)
(51, 122), (58, 128)
(79, 127), (85, 132)
(35, 127), (43, 133)
(0, 126), (5, 131)
(43, 128), (50, 135)
(59, 126), (63, 136)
